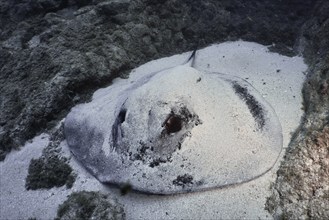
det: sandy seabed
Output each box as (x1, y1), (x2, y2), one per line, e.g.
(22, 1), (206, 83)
(0, 41), (307, 219)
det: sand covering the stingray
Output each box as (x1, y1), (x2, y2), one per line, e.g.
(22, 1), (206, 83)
(64, 44), (282, 194)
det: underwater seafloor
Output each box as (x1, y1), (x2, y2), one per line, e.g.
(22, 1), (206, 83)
(0, 0), (328, 219)
(0, 41), (308, 219)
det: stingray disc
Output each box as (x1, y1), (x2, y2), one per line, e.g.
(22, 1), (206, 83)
(64, 64), (282, 194)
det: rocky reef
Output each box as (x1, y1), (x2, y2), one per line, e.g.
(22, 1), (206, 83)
(266, 1), (329, 218)
(0, 0), (314, 160)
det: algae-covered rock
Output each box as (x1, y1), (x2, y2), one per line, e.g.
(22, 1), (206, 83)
(0, 0), (314, 160)
(25, 124), (76, 190)
(56, 191), (125, 220)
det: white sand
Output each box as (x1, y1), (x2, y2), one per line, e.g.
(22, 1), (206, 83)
(0, 41), (307, 219)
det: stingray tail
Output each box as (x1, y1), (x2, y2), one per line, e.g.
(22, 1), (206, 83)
(183, 48), (197, 67)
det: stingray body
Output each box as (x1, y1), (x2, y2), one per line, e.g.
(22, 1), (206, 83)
(64, 48), (282, 194)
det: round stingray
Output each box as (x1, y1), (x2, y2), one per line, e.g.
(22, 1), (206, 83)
(64, 64), (282, 194)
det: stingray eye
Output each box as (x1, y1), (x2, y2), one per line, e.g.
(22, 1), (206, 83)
(165, 115), (182, 134)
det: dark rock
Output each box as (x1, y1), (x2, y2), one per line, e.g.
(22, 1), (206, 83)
(266, 0), (329, 218)
(34, 0), (69, 12)
(25, 155), (74, 190)
(96, 0), (130, 16)
(56, 191), (125, 220)
(72, 0), (93, 8)
(25, 124), (76, 190)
